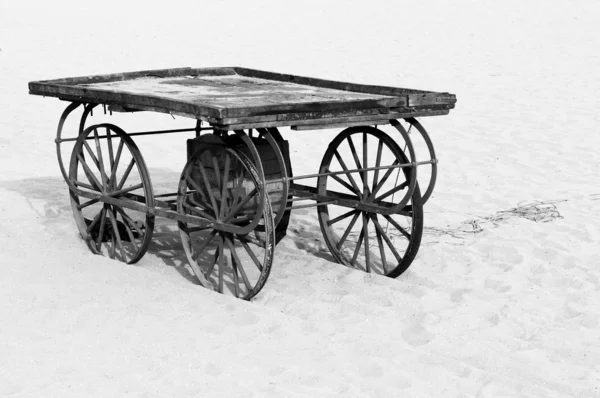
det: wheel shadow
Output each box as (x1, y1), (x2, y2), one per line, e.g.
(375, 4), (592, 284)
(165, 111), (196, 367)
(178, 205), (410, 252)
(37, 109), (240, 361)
(0, 170), (337, 284)
(0, 170), (199, 284)
(284, 210), (337, 264)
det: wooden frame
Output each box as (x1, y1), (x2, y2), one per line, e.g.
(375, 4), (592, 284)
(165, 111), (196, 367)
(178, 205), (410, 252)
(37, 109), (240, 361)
(30, 67), (457, 299)
(29, 67), (456, 131)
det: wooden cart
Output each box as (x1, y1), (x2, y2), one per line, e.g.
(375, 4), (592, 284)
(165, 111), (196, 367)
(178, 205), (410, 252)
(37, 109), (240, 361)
(29, 67), (457, 300)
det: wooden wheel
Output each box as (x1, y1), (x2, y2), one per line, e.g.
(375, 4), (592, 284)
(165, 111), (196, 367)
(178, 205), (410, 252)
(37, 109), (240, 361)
(56, 102), (97, 188)
(178, 142), (275, 300)
(317, 126), (423, 277)
(68, 123), (155, 264)
(393, 118), (438, 205)
(247, 127), (292, 244)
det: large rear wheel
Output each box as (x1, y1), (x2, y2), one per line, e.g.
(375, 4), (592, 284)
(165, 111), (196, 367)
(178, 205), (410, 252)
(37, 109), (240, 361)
(177, 142), (275, 300)
(317, 126), (423, 277)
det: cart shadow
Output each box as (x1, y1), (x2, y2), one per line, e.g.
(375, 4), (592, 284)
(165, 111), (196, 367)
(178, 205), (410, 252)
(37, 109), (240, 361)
(0, 172), (201, 284)
(285, 210), (337, 264)
(0, 171), (340, 284)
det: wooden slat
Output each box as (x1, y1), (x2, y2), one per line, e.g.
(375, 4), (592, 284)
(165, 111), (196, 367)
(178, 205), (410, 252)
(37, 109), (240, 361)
(29, 82), (226, 119)
(408, 92), (457, 107)
(30, 67), (234, 86)
(233, 67), (431, 96)
(233, 109), (451, 131)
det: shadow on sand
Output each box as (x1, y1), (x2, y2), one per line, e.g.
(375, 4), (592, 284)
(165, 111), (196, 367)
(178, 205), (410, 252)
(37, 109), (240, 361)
(0, 169), (339, 285)
(0, 169), (200, 284)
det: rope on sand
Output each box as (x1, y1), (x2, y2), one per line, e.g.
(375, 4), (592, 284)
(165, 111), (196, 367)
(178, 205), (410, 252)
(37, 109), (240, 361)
(424, 199), (566, 241)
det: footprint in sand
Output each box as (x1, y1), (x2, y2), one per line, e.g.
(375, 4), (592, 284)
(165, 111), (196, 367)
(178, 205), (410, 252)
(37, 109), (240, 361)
(204, 362), (223, 376)
(450, 288), (470, 303)
(484, 279), (511, 293)
(401, 324), (435, 346)
(488, 312), (500, 326)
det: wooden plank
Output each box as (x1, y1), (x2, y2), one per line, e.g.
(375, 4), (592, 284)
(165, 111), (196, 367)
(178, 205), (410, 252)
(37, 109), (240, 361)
(29, 82), (226, 119)
(408, 92), (457, 107)
(291, 120), (398, 131)
(290, 110), (451, 131)
(220, 106), (396, 123)
(219, 109), (450, 131)
(30, 67), (234, 86)
(220, 96), (406, 119)
(217, 103), (457, 126)
(30, 78), (404, 120)
(233, 67), (431, 96)
(29, 67), (457, 128)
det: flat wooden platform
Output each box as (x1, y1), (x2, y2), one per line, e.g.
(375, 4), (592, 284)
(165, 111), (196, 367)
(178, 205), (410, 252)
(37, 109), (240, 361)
(29, 67), (457, 130)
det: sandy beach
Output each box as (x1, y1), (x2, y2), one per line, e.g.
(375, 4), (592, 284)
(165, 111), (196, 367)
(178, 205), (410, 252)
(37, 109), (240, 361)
(1, 0), (599, 396)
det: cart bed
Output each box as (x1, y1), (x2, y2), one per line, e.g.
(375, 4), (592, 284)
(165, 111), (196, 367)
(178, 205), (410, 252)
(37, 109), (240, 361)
(29, 67), (456, 130)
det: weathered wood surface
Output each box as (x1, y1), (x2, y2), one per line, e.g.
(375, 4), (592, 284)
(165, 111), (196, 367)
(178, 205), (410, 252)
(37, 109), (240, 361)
(29, 67), (457, 130)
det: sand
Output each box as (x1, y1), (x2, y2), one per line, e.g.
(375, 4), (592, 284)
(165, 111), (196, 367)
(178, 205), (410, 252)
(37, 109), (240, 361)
(1, 0), (599, 396)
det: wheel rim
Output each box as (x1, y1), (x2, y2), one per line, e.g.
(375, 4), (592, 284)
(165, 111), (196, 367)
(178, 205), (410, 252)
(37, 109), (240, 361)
(68, 123), (155, 264)
(403, 117), (438, 205)
(317, 126), (423, 277)
(178, 145), (275, 300)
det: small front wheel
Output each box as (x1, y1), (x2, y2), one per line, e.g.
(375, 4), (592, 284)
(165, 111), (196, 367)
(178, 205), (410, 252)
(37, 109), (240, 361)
(68, 124), (155, 264)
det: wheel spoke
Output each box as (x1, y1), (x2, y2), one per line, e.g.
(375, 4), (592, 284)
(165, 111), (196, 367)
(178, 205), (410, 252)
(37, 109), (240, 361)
(330, 173), (357, 195)
(371, 214), (403, 264)
(367, 159), (400, 201)
(327, 209), (359, 226)
(185, 174), (212, 212)
(117, 158), (136, 191)
(336, 211), (361, 250)
(197, 161), (220, 216)
(107, 206), (127, 261)
(82, 140), (105, 180)
(73, 180), (98, 191)
(372, 140), (384, 193)
(362, 132), (370, 197)
(351, 228), (364, 268)
(204, 243), (220, 278)
(95, 206), (108, 250)
(228, 238), (240, 298)
(218, 235), (225, 293)
(86, 210), (103, 235)
(94, 128), (108, 190)
(77, 197), (100, 210)
(183, 201), (217, 222)
(333, 150), (362, 198)
(383, 214), (411, 240)
(226, 236), (253, 293)
(184, 225), (212, 234)
(117, 209), (138, 252)
(375, 181), (409, 203)
(109, 223), (116, 259)
(210, 154), (222, 191)
(238, 236), (263, 271)
(374, 223), (388, 274)
(224, 187), (258, 222)
(77, 154), (103, 192)
(346, 136), (362, 172)
(109, 138), (125, 190)
(362, 212), (370, 273)
(109, 183), (144, 198)
(106, 127), (115, 172)
(114, 206), (144, 236)
(219, 153), (231, 219)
